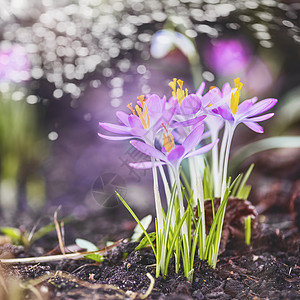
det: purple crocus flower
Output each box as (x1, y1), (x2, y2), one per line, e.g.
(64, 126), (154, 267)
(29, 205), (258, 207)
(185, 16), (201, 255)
(204, 38), (252, 76)
(129, 124), (218, 171)
(211, 78), (277, 133)
(98, 94), (176, 144)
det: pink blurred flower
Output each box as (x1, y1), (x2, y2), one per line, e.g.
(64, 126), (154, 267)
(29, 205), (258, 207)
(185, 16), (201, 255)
(205, 39), (252, 76)
(0, 44), (30, 82)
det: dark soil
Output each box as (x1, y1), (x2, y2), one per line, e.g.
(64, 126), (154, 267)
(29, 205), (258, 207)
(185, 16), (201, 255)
(1, 206), (299, 300)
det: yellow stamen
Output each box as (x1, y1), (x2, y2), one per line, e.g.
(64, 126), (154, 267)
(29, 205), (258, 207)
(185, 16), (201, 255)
(128, 95), (150, 129)
(163, 133), (175, 152)
(230, 77), (243, 114)
(135, 105), (147, 129)
(143, 100), (150, 128)
(168, 78), (189, 107)
(127, 103), (136, 115)
(137, 95), (145, 103)
(177, 88), (185, 106)
(177, 79), (183, 90)
(162, 123), (175, 152)
(168, 78), (177, 98)
(210, 86), (216, 90)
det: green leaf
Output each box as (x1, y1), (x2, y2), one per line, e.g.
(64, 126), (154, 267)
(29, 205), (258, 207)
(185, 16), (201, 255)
(236, 163), (254, 198)
(131, 215), (152, 242)
(229, 136), (300, 172)
(116, 191), (157, 259)
(244, 216), (251, 246)
(135, 232), (156, 251)
(30, 216), (72, 243)
(1, 227), (22, 244)
(84, 253), (104, 262)
(75, 238), (99, 252)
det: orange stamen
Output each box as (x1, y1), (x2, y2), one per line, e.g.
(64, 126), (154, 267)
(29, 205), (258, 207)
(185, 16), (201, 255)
(127, 103), (136, 115)
(162, 123), (175, 152)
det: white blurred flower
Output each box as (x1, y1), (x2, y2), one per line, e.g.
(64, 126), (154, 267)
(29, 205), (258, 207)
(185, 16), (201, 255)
(151, 29), (197, 61)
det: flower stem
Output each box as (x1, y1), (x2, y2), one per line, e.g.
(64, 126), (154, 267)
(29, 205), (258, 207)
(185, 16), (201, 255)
(221, 126), (234, 199)
(151, 157), (164, 234)
(174, 169), (189, 257)
(211, 130), (220, 198)
(158, 164), (176, 229)
(188, 156), (205, 258)
(217, 125), (228, 197)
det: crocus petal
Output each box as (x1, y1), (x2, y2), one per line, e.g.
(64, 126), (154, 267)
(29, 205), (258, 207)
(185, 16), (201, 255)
(247, 98), (277, 118)
(131, 127), (147, 137)
(201, 88), (221, 107)
(242, 121), (264, 133)
(128, 115), (144, 129)
(173, 115), (206, 128)
(182, 123), (205, 153)
(98, 133), (133, 140)
(178, 94), (202, 115)
(130, 140), (167, 161)
(116, 111), (130, 126)
(185, 139), (219, 158)
(246, 113), (274, 122)
(236, 99), (254, 115)
(129, 161), (166, 169)
(222, 82), (231, 96)
(196, 82), (205, 96)
(201, 130), (212, 140)
(99, 122), (131, 134)
(212, 104), (234, 121)
(248, 96), (258, 104)
(167, 145), (185, 162)
(147, 94), (165, 113)
(156, 105), (176, 126)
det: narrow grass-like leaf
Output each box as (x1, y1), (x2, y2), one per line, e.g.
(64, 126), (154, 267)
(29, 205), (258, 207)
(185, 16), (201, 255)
(116, 192), (157, 259)
(203, 166), (213, 200)
(164, 210), (188, 275)
(211, 188), (231, 268)
(237, 164), (254, 198)
(231, 173), (243, 197)
(239, 185), (252, 200)
(182, 235), (190, 278)
(155, 219), (160, 278)
(190, 212), (202, 269)
(30, 217), (72, 243)
(204, 189), (229, 260)
(245, 216), (251, 245)
(180, 167), (192, 197)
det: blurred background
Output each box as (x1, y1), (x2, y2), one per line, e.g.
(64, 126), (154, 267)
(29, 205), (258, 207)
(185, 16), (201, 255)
(0, 0), (299, 221)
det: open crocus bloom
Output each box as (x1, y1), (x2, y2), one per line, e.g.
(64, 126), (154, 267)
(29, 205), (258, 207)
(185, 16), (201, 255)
(129, 123), (218, 171)
(98, 94), (176, 144)
(211, 78), (277, 133)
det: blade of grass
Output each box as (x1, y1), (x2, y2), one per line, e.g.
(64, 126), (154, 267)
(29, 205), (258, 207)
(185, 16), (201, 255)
(116, 192), (157, 259)
(164, 210), (188, 275)
(245, 216), (251, 245)
(236, 163), (254, 198)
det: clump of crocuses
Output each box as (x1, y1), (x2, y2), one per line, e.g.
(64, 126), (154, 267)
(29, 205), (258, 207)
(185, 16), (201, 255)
(99, 78), (277, 281)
